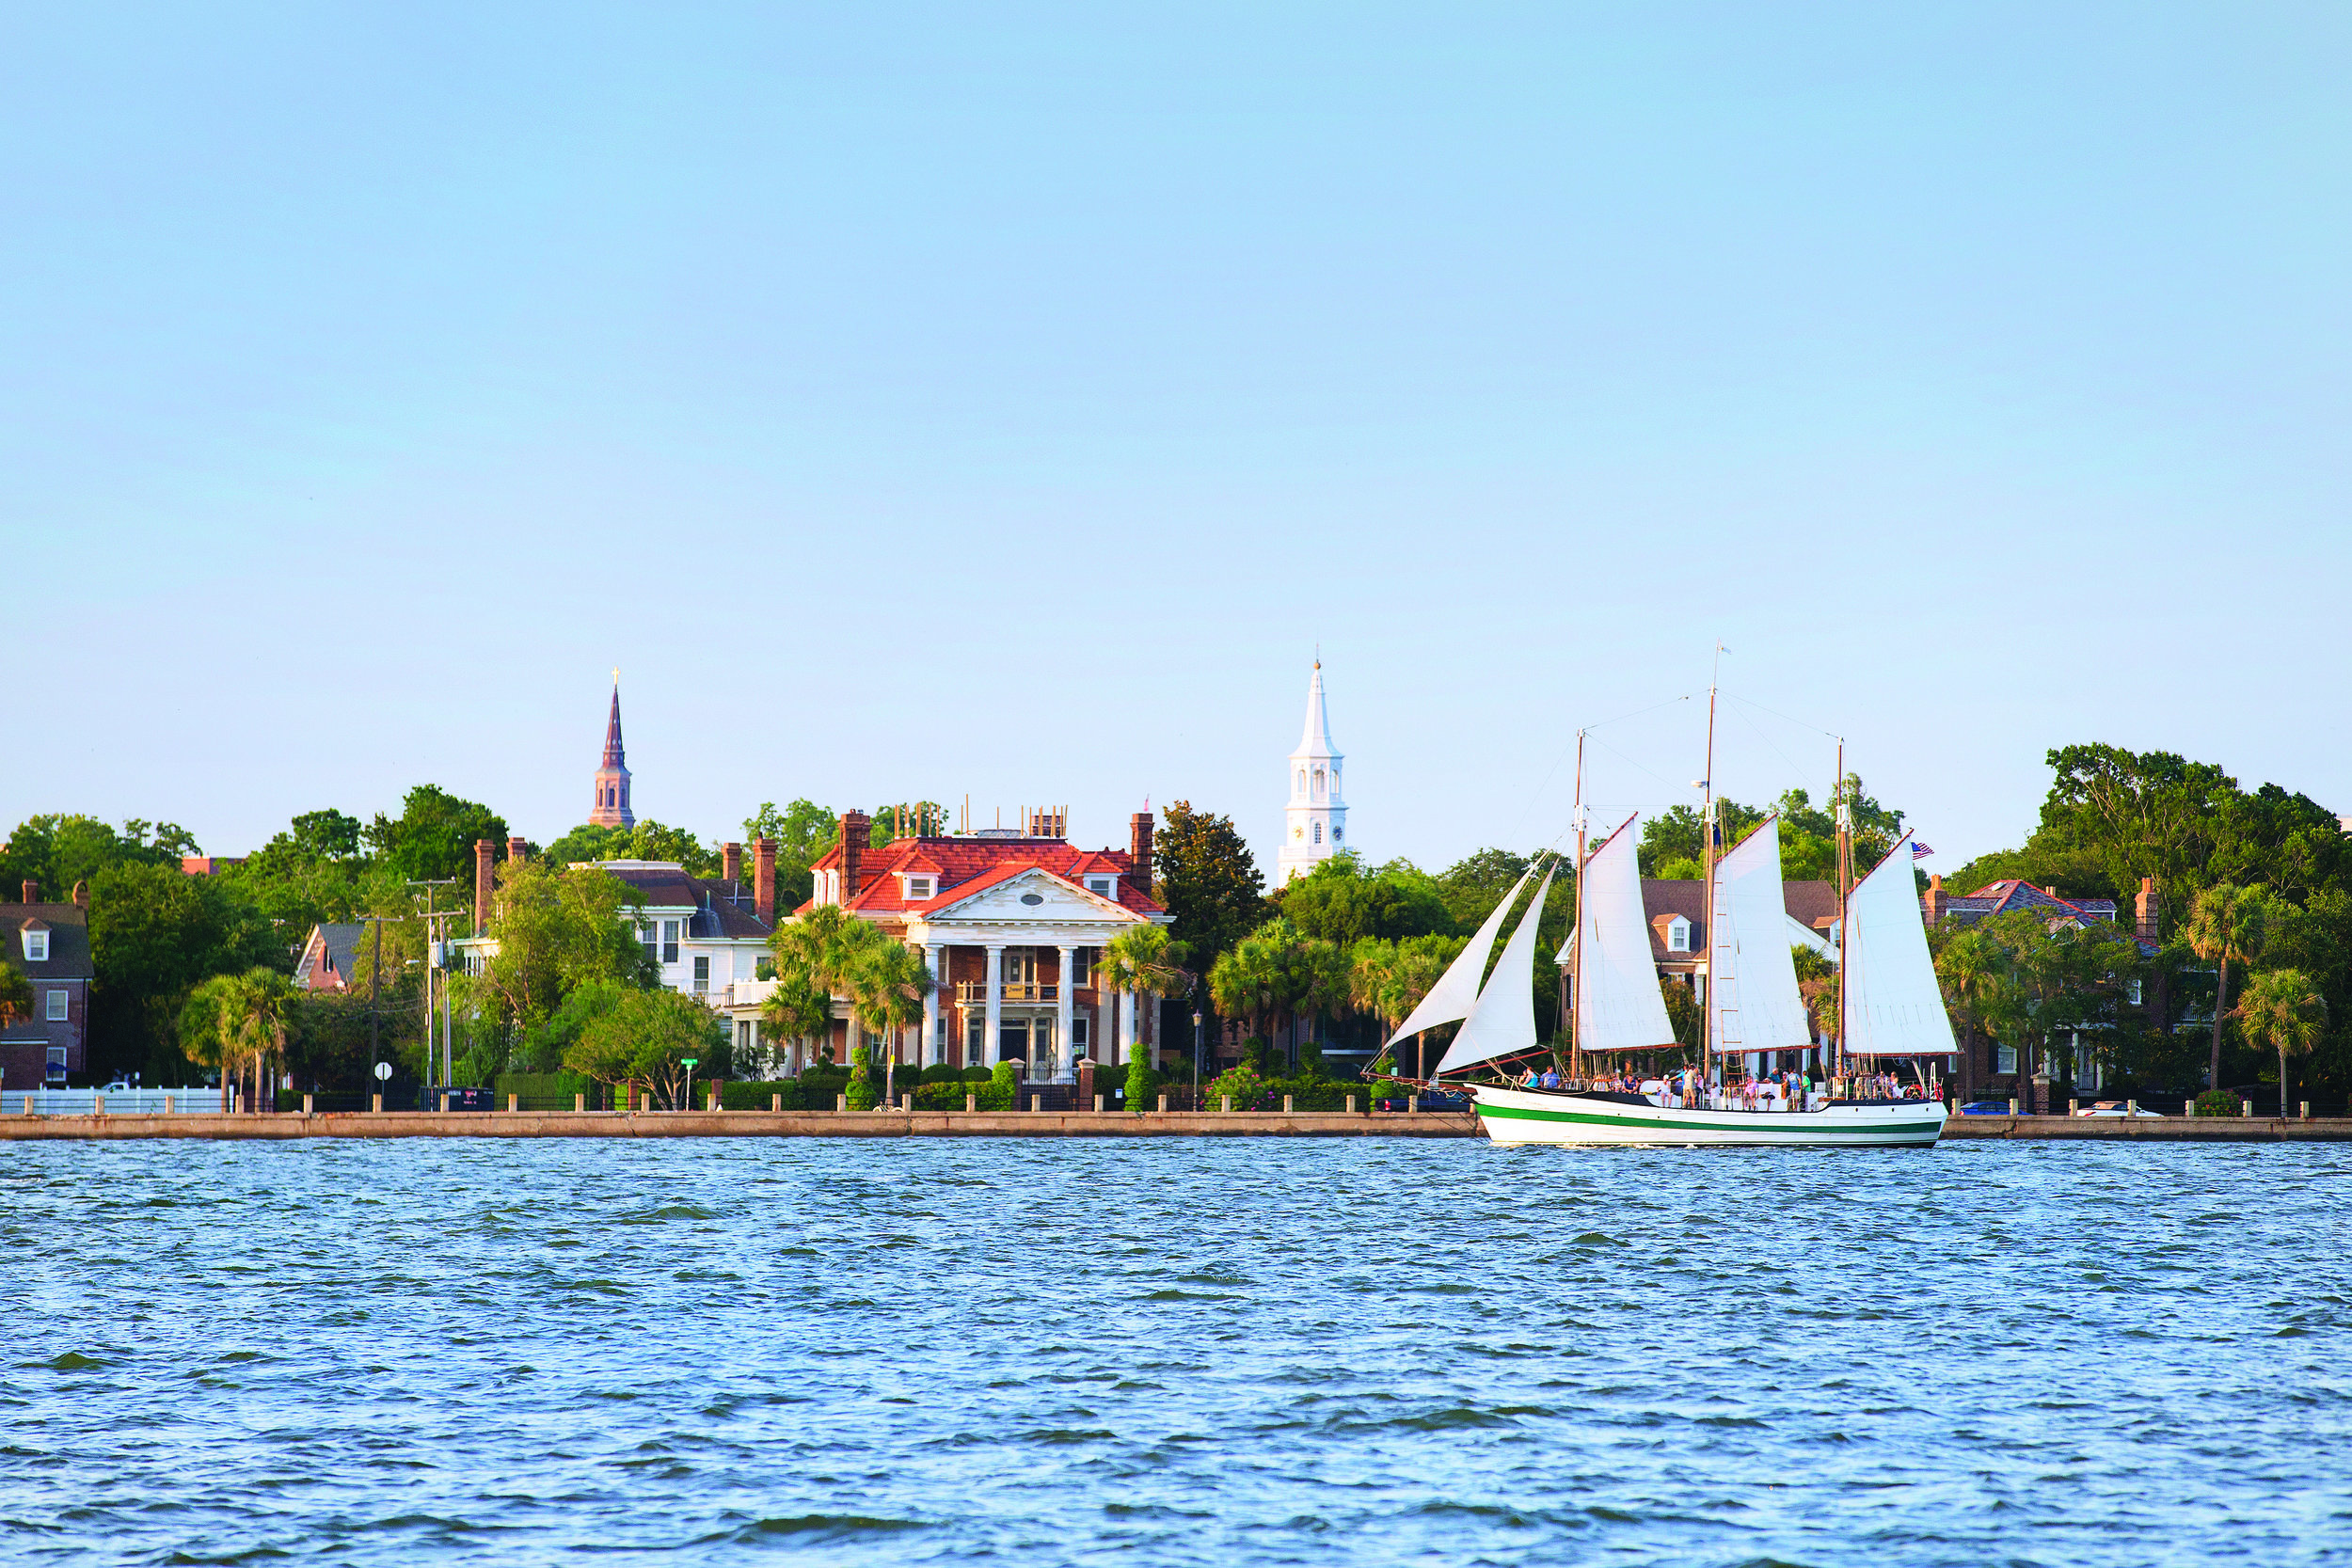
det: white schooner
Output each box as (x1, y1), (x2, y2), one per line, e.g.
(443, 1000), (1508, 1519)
(1395, 692), (1953, 1148)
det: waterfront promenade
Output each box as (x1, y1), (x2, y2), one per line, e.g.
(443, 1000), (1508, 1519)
(3, 1107), (2348, 1140)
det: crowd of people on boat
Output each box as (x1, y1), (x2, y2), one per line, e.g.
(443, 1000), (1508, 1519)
(1507, 1062), (1939, 1110)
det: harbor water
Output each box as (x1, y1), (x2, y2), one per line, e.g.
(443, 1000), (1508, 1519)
(3, 1138), (2346, 1565)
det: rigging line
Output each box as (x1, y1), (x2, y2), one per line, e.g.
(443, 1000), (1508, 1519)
(1718, 688), (1842, 743)
(1506, 695), (1692, 847)
(1724, 700), (1812, 791)
(1588, 733), (1683, 797)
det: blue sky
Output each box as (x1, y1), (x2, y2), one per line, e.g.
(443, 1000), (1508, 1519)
(5, 4), (2347, 876)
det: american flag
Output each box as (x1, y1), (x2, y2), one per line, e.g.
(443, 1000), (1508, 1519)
(1911, 841), (1934, 861)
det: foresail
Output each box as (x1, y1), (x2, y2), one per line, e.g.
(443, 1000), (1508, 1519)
(1386, 864), (1535, 1049)
(1578, 817), (1677, 1053)
(1709, 816), (1815, 1053)
(1843, 833), (1957, 1057)
(1434, 865), (1554, 1075)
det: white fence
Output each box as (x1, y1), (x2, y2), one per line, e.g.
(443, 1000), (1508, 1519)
(7, 1088), (229, 1116)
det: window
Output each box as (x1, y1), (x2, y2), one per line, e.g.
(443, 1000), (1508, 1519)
(1313, 768), (1325, 798)
(1312, 822), (1322, 845)
(906, 876), (934, 900)
(1087, 877), (1112, 898)
(661, 920), (680, 964)
(2127, 977), (2144, 1006)
(45, 1047), (66, 1082)
(640, 922), (659, 964)
(1071, 948), (1093, 987)
(1296, 769), (1306, 795)
(1073, 1016), (1089, 1049)
(934, 1016), (946, 1047)
(46, 990), (67, 1022)
(22, 930), (46, 962)
(964, 1014), (984, 1065)
(692, 957), (709, 994)
(1666, 917), (1690, 954)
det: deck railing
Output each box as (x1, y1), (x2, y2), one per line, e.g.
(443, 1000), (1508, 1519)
(953, 982), (1058, 1005)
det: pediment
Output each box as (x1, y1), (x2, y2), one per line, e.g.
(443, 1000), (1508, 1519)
(930, 868), (1137, 925)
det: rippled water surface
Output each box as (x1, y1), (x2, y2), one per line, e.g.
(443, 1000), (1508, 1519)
(5, 1136), (2350, 1566)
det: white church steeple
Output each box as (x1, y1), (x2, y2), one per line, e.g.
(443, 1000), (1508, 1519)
(1279, 660), (1347, 884)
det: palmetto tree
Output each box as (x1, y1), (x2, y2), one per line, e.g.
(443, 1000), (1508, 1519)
(767, 904), (884, 1068)
(850, 942), (932, 1094)
(1209, 935), (1281, 1054)
(183, 968), (294, 1113)
(1096, 925), (1188, 1068)
(2185, 883), (2274, 1090)
(1935, 929), (2004, 1098)
(2233, 967), (2325, 1118)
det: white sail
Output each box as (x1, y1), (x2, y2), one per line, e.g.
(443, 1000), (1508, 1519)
(1576, 816), (1677, 1053)
(1843, 833), (1957, 1057)
(1708, 816), (1814, 1053)
(1385, 863), (1535, 1048)
(1435, 864), (1554, 1075)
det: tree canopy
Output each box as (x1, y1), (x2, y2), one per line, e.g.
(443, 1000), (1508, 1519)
(364, 785), (508, 885)
(1153, 800), (1267, 972)
(1273, 855), (1454, 948)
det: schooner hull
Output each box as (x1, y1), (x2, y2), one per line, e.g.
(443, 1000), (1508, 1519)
(1471, 1086), (1947, 1148)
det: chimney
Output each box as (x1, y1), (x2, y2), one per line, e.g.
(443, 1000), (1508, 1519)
(71, 879), (87, 909)
(507, 835), (527, 865)
(723, 842), (742, 885)
(754, 837), (776, 923)
(2136, 877), (2158, 942)
(840, 812), (869, 907)
(1129, 812), (1154, 896)
(21, 879), (37, 904)
(473, 838), (496, 936)
(1922, 873), (1947, 927)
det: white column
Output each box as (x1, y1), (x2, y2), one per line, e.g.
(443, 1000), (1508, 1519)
(1055, 945), (1074, 1079)
(924, 942), (944, 1066)
(1123, 990), (1140, 1068)
(984, 943), (1005, 1067)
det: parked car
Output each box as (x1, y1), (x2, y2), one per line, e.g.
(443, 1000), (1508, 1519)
(1957, 1099), (2013, 1116)
(2074, 1101), (2167, 1117)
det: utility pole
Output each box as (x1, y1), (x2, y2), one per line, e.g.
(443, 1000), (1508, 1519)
(407, 879), (460, 1086)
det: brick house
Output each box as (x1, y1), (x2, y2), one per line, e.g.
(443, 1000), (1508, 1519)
(723, 810), (1172, 1083)
(293, 923), (368, 992)
(2, 880), (93, 1091)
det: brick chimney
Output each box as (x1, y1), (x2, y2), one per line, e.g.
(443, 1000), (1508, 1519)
(839, 812), (870, 906)
(754, 837), (776, 923)
(71, 880), (87, 909)
(507, 835), (527, 865)
(722, 841), (742, 885)
(2136, 877), (2158, 942)
(473, 839), (496, 936)
(21, 879), (37, 904)
(1129, 812), (1154, 897)
(1922, 873), (1948, 927)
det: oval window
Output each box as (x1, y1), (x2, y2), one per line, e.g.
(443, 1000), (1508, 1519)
(1020, 893), (1044, 906)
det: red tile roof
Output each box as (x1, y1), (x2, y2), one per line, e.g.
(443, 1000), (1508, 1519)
(802, 837), (1166, 919)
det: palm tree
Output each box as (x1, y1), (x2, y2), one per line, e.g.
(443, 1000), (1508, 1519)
(2233, 967), (2324, 1118)
(181, 968), (294, 1113)
(768, 905), (884, 1068)
(1209, 936), (1280, 1057)
(1096, 926), (1189, 1069)
(759, 976), (833, 1076)
(1935, 929), (2003, 1099)
(850, 942), (932, 1094)
(2185, 884), (2274, 1091)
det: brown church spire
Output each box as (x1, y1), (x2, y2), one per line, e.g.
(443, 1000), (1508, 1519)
(590, 673), (635, 828)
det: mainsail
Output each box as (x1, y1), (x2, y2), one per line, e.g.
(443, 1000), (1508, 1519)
(1577, 816), (1677, 1053)
(1708, 816), (1814, 1055)
(1385, 864), (1535, 1049)
(1434, 864), (1554, 1076)
(1842, 832), (1957, 1057)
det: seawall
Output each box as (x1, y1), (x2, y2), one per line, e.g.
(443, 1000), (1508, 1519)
(1939, 1114), (2352, 1141)
(0, 1108), (1484, 1140)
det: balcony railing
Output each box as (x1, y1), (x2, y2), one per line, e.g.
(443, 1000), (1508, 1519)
(954, 981), (1058, 1005)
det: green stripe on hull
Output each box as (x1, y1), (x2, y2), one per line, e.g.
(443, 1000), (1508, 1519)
(1475, 1101), (1944, 1137)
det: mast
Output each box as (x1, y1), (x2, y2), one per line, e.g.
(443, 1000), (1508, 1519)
(1834, 736), (1851, 1087)
(1570, 728), (1588, 1083)
(1699, 643), (1721, 1090)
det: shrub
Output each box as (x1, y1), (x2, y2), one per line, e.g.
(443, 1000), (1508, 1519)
(1122, 1054), (1157, 1112)
(962, 1066), (993, 1083)
(1203, 1062), (1274, 1109)
(914, 1081), (973, 1111)
(1093, 1061), (1129, 1102)
(977, 1061), (1018, 1111)
(723, 1079), (804, 1111)
(845, 1055), (879, 1111)
(2194, 1088), (2240, 1118)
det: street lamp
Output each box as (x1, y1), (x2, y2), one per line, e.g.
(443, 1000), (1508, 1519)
(682, 1057), (699, 1114)
(1192, 1011), (1203, 1108)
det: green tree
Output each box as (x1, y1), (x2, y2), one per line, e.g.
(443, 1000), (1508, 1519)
(1434, 848), (1531, 930)
(467, 859), (656, 1050)
(364, 786), (508, 885)
(2233, 967), (2325, 1118)
(1349, 933), (1464, 1077)
(849, 941), (932, 1095)
(1152, 801), (1267, 973)
(0, 963), (32, 1024)
(1096, 925), (1190, 1068)
(228, 808), (402, 934)
(86, 862), (283, 1083)
(0, 814), (198, 901)
(2185, 884), (2276, 1091)
(767, 904), (891, 1068)
(1275, 856), (1454, 947)
(742, 800), (843, 909)
(178, 967), (294, 1111)
(564, 988), (727, 1109)
(1934, 928), (2004, 1097)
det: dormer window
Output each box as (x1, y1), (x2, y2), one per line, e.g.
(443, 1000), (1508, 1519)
(1665, 916), (1691, 954)
(1087, 876), (1115, 899)
(904, 875), (935, 901)
(22, 929), (47, 962)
